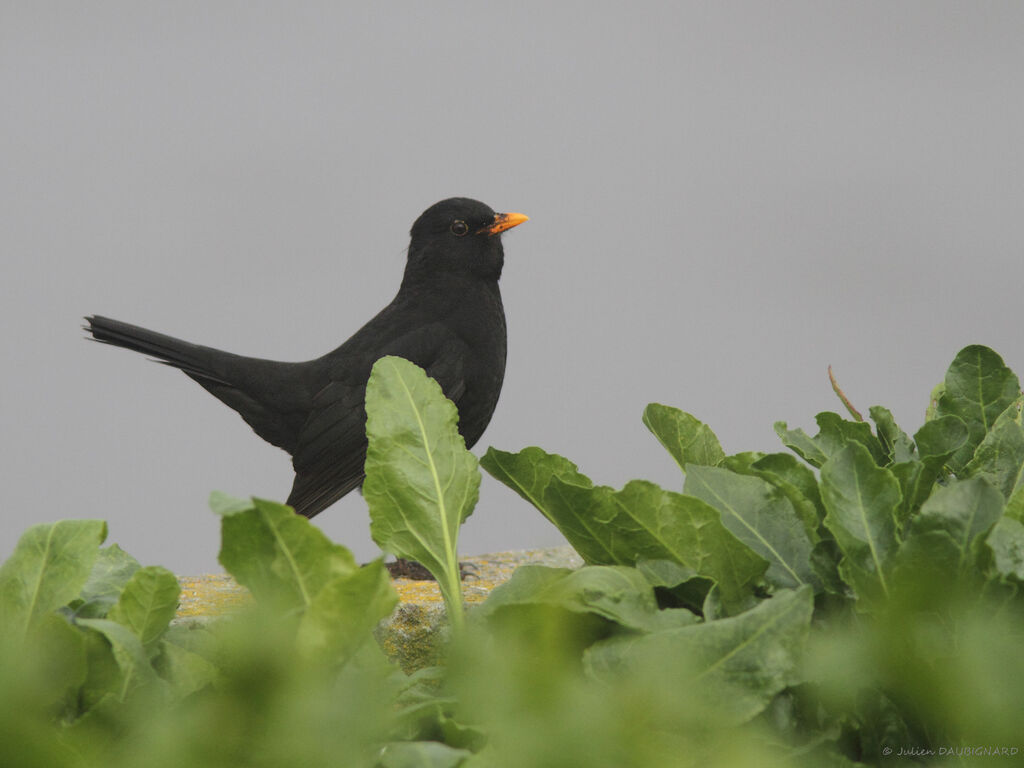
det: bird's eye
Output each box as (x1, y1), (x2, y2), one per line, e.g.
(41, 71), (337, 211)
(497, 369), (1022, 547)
(450, 220), (469, 236)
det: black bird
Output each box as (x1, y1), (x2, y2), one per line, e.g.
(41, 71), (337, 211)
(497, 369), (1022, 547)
(86, 197), (527, 519)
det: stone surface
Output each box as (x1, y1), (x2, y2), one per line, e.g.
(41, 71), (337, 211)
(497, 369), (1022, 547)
(174, 546), (583, 670)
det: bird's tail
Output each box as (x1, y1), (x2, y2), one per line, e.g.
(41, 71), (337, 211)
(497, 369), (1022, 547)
(84, 315), (231, 385)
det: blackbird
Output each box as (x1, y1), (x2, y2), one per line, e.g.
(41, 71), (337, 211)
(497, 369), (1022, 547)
(86, 197), (527, 519)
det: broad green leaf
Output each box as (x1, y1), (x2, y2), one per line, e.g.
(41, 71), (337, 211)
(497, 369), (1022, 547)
(986, 517), (1024, 581)
(479, 446), (594, 530)
(296, 559), (398, 664)
(642, 403), (725, 471)
(597, 480), (769, 614)
(481, 447), (613, 562)
(936, 345), (1021, 472)
(750, 452), (826, 527)
(909, 477), (1004, 574)
(869, 406), (916, 463)
(813, 412), (888, 465)
(218, 496), (357, 612)
(720, 452), (822, 539)
(480, 564), (697, 632)
(964, 398), (1024, 498)
(585, 587), (813, 725)
(108, 566), (180, 649)
(684, 465), (818, 591)
(820, 443), (901, 599)
(364, 356), (479, 629)
(775, 412), (886, 468)
(890, 415), (969, 524)
(77, 617), (162, 701)
(483, 447), (767, 614)
(0, 519), (107, 642)
(914, 415), (970, 465)
(76, 544), (142, 617)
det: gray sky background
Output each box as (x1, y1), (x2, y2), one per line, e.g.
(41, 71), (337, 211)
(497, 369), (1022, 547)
(3, 2), (1023, 573)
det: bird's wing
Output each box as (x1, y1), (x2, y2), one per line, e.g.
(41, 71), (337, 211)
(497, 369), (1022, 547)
(286, 324), (469, 518)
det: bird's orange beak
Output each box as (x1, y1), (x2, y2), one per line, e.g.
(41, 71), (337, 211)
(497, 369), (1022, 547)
(479, 212), (529, 236)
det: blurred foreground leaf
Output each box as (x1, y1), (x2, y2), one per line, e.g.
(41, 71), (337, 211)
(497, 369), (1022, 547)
(0, 520), (107, 642)
(216, 495), (357, 613)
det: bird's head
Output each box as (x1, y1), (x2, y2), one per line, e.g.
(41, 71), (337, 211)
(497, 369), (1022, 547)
(406, 197), (528, 282)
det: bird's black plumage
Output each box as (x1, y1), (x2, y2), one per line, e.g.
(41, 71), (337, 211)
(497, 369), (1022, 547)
(86, 197), (527, 519)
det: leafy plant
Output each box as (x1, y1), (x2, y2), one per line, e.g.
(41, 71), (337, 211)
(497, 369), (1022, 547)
(481, 344), (1024, 762)
(1, 345), (1022, 767)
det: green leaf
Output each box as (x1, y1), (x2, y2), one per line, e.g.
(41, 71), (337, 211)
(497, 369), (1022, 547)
(774, 421), (828, 467)
(820, 443), (901, 599)
(156, 626), (220, 696)
(635, 558), (701, 589)
(964, 397), (1024, 498)
(603, 481), (770, 614)
(891, 530), (964, 597)
(480, 565), (697, 632)
(481, 447), (614, 562)
(1007, 483), (1024, 522)
(209, 490), (257, 517)
(986, 517), (1024, 581)
(936, 345), (1021, 472)
(21, 612), (89, 712)
(585, 587), (814, 725)
(810, 538), (847, 597)
(364, 356), (480, 632)
(378, 741), (473, 768)
(636, 558), (715, 611)
(720, 452), (823, 540)
(296, 559), (398, 664)
(77, 617), (163, 701)
(482, 447), (767, 614)
(775, 412), (886, 468)
(889, 415), (969, 524)
(108, 566), (180, 649)
(910, 477), (1004, 572)
(217, 496), (357, 612)
(749, 452), (826, 528)
(869, 406), (916, 463)
(914, 415), (970, 465)
(684, 465), (818, 591)
(642, 403), (725, 471)
(0, 520), (107, 643)
(76, 544), (142, 617)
